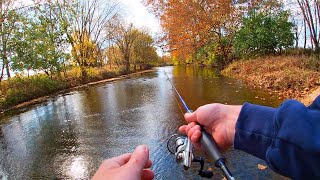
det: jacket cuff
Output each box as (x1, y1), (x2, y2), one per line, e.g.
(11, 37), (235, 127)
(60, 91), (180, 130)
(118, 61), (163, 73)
(234, 103), (277, 160)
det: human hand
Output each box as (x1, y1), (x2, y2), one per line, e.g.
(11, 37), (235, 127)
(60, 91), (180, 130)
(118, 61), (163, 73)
(179, 104), (242, 151)
(92, 145), (154, 180)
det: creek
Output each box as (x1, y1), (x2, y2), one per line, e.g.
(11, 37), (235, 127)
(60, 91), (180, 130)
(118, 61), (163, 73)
(0, 66), (285, 179)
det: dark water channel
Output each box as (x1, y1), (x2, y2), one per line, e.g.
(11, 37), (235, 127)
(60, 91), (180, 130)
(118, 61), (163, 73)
(0, 66), (286, 180)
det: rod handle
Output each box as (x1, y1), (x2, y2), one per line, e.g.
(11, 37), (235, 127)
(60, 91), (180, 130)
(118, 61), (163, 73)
(200, 128), (225, 166)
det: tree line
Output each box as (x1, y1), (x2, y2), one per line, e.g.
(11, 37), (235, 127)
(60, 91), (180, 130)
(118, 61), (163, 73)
(144, 0), (320, 66)
(0, 0), (159, 81)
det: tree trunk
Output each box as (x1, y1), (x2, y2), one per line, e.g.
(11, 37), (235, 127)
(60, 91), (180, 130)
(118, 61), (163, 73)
(304, 18), (307, 49)
(124, 53), (130, 72)
(305, 0), (320, 51)
(3, 51), (10, 79)
(80, 66), (87, 82)
(298, 0), (320, 51)
(0, 63), (4, 82)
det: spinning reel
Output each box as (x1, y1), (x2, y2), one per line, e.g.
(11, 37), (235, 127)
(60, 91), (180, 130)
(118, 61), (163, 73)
(167, 134), (214, 178)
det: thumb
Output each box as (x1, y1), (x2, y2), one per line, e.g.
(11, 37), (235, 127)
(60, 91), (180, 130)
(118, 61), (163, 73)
(127, 145), (149, 170)
(184, 112), (197, 123)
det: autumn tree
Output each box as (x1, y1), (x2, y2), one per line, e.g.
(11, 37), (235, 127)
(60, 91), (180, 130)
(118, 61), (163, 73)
(71, 30), (100, 67)
(109, 23), (141, 72)
(145, 0), (285, 65)
(145, 0), (243, 65)
(46, 0), (121, 77)
(106, 46), (123, 68)
(132, 30), (158, 70)
(106, 21), (159, 71)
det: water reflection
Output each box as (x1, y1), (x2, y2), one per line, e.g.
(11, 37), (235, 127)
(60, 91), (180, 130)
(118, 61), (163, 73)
(0, 66), (284, 179)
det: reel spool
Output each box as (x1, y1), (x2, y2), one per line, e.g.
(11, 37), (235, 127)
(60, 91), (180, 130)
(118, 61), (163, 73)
(167, 134), (186, 154)
(167, 134), (214, 178)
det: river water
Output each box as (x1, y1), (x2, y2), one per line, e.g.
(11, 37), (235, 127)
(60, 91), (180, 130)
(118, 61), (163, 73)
(0, 66), (286, 180)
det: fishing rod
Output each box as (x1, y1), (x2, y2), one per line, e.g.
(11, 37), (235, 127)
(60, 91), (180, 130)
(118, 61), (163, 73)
(163, 69), (235, 180)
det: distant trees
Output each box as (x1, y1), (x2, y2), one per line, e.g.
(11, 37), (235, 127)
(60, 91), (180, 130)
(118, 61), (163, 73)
(110, 24), (141, 72)
(144, 0), (291, 66)
(0, 0), (19, 79)
(132, 30), (159, 70)
(144, 0), (238, 65)
(234, 11), (294, 57)
(52, 0), (121, 77)
(106, 23), (159, 72)
(0, 0), (159, 81)
(145, 0), (314, 66)
(12, 2), (69, 77)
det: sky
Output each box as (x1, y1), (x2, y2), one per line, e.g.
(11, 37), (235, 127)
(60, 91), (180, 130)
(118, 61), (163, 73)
(119, 0), (161, 36)
(16, 0), (161, 36)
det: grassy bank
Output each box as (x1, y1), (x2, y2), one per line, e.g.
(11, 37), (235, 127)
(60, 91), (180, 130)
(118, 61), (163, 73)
(222, 55), (320, 102)
(0, 66), (151, 112)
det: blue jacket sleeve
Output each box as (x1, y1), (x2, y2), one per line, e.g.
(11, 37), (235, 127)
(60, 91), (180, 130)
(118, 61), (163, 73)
(234, 96), (320, 179)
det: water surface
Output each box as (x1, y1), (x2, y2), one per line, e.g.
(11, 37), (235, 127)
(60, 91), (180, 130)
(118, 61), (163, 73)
(0, 66), (285, 179)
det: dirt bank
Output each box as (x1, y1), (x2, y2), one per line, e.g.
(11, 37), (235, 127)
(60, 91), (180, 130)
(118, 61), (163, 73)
(300, 87), (320, 105)
(222, 56), (320, 106)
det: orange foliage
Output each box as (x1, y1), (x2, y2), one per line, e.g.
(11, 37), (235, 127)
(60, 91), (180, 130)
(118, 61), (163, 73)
(144, 0), (238, 60)
(144, 0), (283, 62)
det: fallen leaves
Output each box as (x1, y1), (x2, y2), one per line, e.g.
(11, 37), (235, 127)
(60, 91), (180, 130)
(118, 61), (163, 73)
(258, 164), (268, 170)
(222, 55), (320, 102)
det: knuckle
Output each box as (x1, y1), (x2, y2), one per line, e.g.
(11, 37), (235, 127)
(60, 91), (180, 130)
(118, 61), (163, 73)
(188, 129), (193, 137)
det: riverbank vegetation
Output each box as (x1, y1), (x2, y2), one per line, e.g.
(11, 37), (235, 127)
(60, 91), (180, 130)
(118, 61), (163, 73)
(222, 55), (320, 100)
(0, 0), (166, 111)
(145, 0), (320, 101)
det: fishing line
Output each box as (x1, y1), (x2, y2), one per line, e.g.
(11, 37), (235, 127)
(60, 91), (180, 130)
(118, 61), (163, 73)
(172, 88), (185, 117)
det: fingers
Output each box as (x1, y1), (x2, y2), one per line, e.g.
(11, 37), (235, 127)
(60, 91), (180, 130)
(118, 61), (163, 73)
(141, 169), (155, 180)
(109, 153), (132, 166)
(127, 145), (150, 170)
(145, 159), (152, 169)
(179, 125), (187, 134)
(184, 112), (197, 123)
(190, 129), (201, 142)
(187, 123), (201, 138)
(179, 122), (202, 150)
(188, 124), (202, 150)
(180, 122), (201, 141)
(101, 153), (132, 169)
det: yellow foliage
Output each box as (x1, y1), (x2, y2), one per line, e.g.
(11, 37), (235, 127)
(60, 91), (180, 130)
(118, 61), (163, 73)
(71, 31), (101, 67)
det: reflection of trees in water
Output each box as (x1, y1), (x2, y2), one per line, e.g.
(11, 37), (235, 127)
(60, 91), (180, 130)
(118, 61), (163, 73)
(173, 66), (220, 79)
(170, 66), (282, 107)
(0, 127), (7, 150)
(0, 126), (8, 179)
